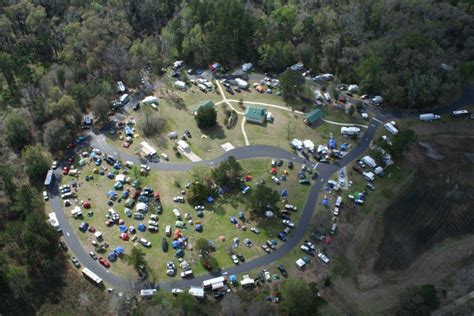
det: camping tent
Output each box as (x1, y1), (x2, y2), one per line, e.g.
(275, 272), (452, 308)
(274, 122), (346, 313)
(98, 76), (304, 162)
(137, 223), (146, 232)
(328, 139), (337, 149)
(207, 196), (214, 203)
(108, 252), (117, 262)
(172, 240), (181, 249)
(114, 246), (124, 255)
(121, 191), (129, 199)
(136, 202), (147, 212)
(175, 249), (184, 258)
(120, 233), (129, 241)
(195, 224), (203, 232)
(322, 198), (329, 207)
(281, 189), (288, 198)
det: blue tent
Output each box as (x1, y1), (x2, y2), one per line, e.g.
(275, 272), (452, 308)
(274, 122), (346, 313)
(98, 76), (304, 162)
(239, 211), (245, 220)
(118, 225), (128, 233)
(207, 196), (214, 203)
(340, 143), (349, 151)
(172, 240), (181, 249)
(107, 200), (114, 206)
(328, 138), (337, 149)
(121, 191), (129, 199)
(322, 198), (329, 207)
(195, 224), (203, 232)
(298, 172), (306, 179)
(114, 246), (124, 255)
(113, 162), (121, 170)
(230, 217), (237, 224)
(137, 223), (146, 232)
(229, 275), (237, 284)
(108, 252), (117, 262)
(280, 174), (287, 181)
(107, 172), (115, 179)
(281, 189), (288, 198)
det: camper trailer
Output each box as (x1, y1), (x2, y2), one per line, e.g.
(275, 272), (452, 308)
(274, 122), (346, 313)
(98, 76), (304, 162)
(419, 113), (440, 121)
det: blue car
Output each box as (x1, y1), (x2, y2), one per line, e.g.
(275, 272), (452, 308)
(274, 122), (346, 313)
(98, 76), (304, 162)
(95, 158), (102, 166)
(277, 232), (287, 241)
(79, 222), (89, 232)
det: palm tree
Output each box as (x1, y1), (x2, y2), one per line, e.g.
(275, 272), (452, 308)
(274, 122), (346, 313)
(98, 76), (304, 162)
(125, 247), (147, 275)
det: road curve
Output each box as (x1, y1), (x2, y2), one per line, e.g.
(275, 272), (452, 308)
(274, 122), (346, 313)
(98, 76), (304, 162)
(51, 85), (472, 291)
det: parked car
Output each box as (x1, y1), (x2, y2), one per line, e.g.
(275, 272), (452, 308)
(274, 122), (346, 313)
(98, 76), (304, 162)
(261, 244), (271, 253)
(282, 219), (295, 227)
(43, 191), (49, 201)
(277, 264), (288, 277)
(139, 238), (152, 248)
(173, 196), (185, 203)
(99, 257), (110, 268)
(184, 130), (192, 138)
(237, 254), (245, 262)
(231, 254), (239, 265)
(172, 288), (183, 295)
(59, 240), (68, 251)
(52, 161), (58, 169)
(243, 238), (253, 247)
(271, 176), (281, 185)
(288, 161), (294, 169)
(71, 256), (80, 268)
(89, 251), (97, 260)
(263, 269), (271, 282)
(366, 183), (376, 191)
(285, 204), (298, 211)
(318, 252), (330, 264)
(277, 232), (288, 241)
(250, 227), (260, 234)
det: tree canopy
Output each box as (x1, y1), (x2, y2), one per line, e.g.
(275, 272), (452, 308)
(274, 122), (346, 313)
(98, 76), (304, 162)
(211, 156), (243, 192)
(247, 184), (280, 216)
(195, 107), (217, 129)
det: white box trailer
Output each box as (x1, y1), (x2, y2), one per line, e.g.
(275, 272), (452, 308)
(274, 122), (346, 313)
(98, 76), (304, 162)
(140, 141), (157, 157)
(340, 126), (361, 136)
(419, 113), (440, 121)
(362, 155), (377, 168)
(202, 276), (226, 288)
(82, 267), (103, 285)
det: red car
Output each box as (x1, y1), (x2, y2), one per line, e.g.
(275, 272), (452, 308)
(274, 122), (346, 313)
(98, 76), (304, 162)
(63, 166), (70, 175)
(88, 226), (96, 233)
(67, 157), (74, 165)
(99, 257), (110, 268)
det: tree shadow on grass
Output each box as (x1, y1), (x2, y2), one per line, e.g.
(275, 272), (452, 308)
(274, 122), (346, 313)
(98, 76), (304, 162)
(202, 124), (226, 140)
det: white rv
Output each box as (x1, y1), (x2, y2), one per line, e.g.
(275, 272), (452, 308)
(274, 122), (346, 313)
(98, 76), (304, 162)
(340, 126), (361, 136)
(419, 113), (440, 121)
(384, 122), (399, 135)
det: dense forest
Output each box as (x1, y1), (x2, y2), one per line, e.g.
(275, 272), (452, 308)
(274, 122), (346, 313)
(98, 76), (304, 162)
(0, 0), (473, 314)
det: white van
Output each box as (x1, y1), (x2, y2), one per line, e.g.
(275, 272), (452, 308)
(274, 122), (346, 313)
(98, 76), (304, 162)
(172, 209), (181, 219)
(165, 225), (171, 237)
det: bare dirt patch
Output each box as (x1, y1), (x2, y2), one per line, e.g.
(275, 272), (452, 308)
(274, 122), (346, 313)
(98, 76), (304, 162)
(313, 121), (474, 314)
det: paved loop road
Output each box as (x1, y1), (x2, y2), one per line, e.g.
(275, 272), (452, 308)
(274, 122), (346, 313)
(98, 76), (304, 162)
(51, 86), (473, 291)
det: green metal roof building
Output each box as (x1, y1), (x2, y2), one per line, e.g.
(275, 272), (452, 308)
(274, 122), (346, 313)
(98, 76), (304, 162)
(244, 106), (267, 124)
(192, 100), (215, 115)
(304, 109), (324, 125)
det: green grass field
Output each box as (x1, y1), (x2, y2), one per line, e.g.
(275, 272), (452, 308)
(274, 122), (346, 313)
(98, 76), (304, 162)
(104, 78), (364, 162)
(60, 157), (312, 280)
